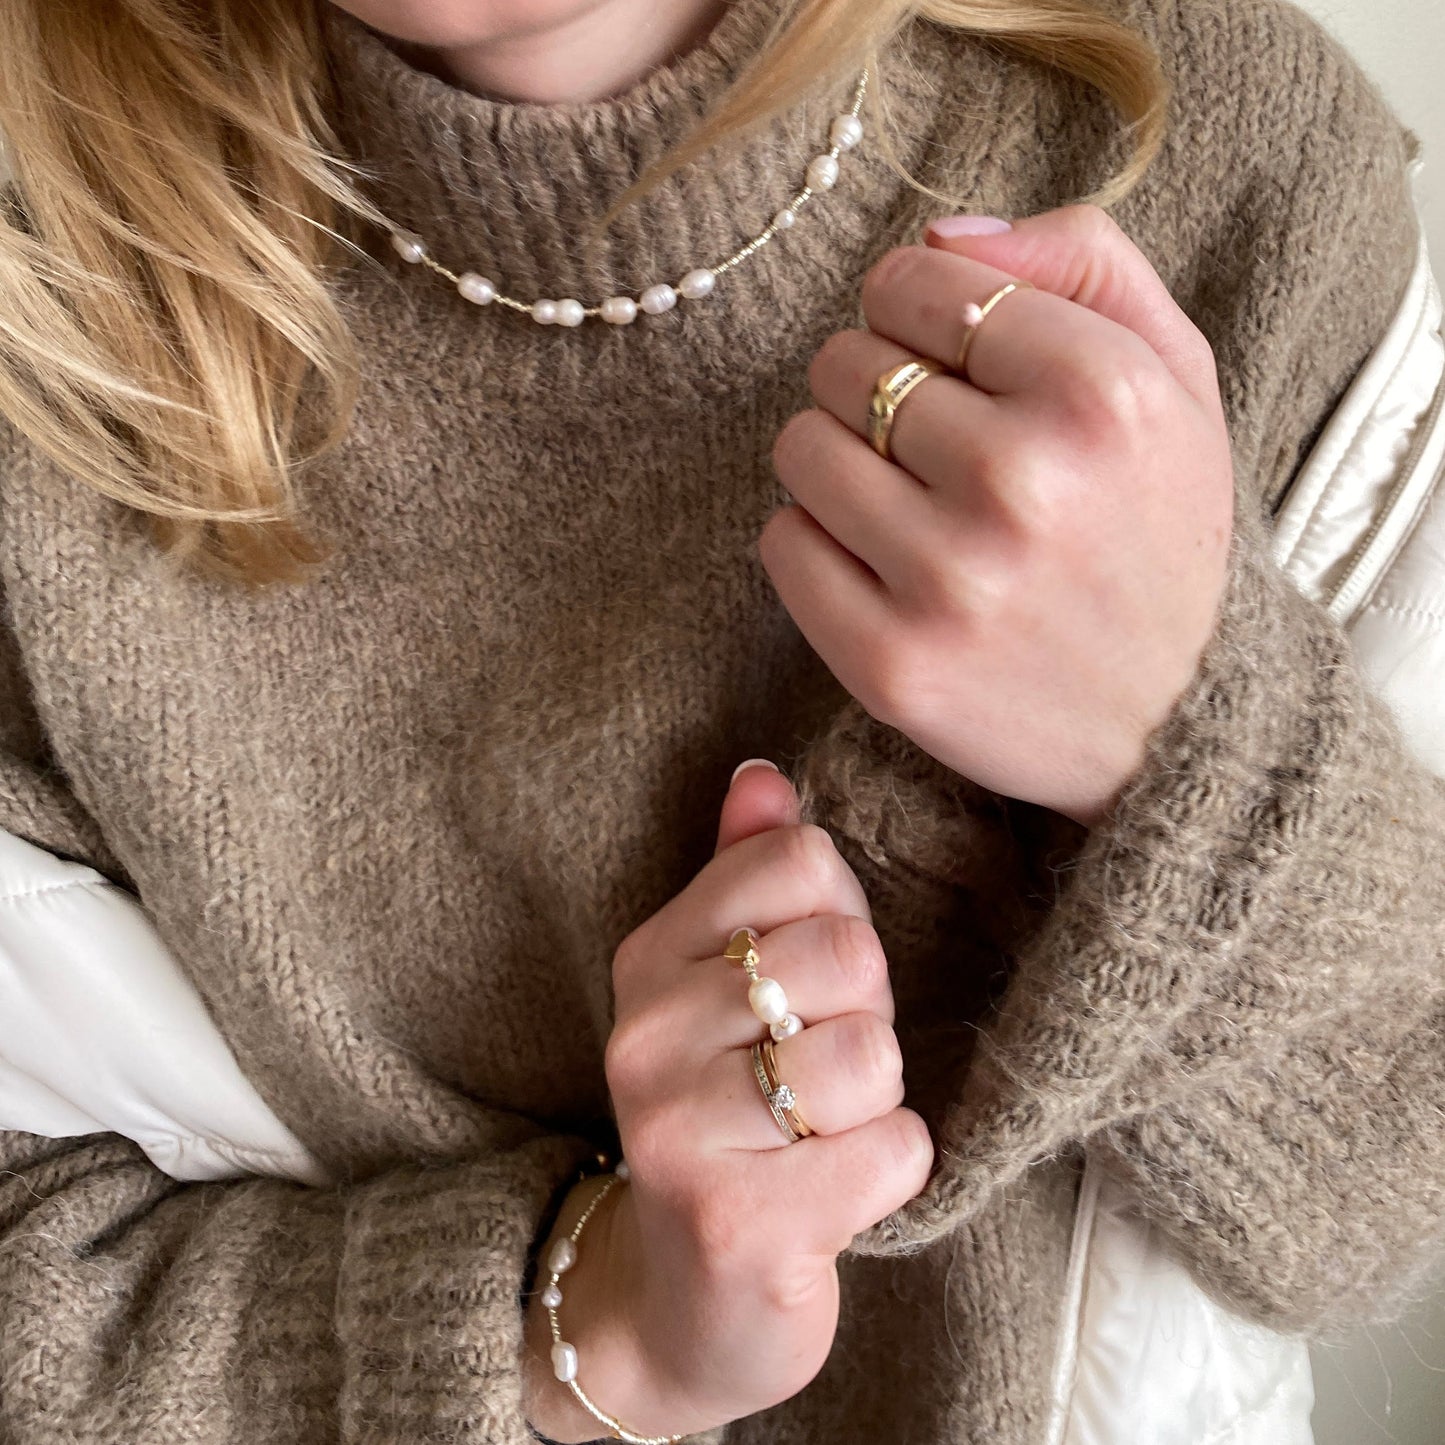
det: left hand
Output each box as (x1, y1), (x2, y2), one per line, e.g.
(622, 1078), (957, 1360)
(760, 205), (1236, 830)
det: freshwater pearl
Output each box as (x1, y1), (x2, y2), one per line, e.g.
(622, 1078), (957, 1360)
(551, 1341), (579, 1382)
(770, 1012), (803, 1041)
(457, 272), (496, 305)
(377, 66), (868, 332)
(640, 284), (678, 315)
(548, 1237), (577, 1273)
(748, 976), (790, 1026)
(541, 1283), (563, 1309)
(616, 1158), (631, 1180)
(390, 230), (427, 263)
(679, 268), (716, 300)
(806, 154), (840, 191)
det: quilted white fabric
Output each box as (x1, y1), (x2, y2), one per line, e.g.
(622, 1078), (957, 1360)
(0, 829), (329, 1185)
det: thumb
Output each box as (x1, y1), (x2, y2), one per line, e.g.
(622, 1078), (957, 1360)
(922, 206), (1218, 406)
(715, 758), (801, 857)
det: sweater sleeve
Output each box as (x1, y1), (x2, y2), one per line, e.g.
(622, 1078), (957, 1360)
(796, 6), (1445, 1344)
(0, 577), (616, 1441)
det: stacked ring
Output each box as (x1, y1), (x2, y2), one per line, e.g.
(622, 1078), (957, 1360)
(866, 358), (944, 463)
(726, 926), (813, 1145)
(724, 926), (803, 1041)
(758, 1037), (813, 1138)
(954, 279), (1035, 378)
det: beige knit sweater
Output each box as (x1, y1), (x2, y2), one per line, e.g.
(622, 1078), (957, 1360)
(2, 0), (1443, 1440)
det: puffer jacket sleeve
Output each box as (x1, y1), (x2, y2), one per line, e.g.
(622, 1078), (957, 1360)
(796, 0), (1445, 1345)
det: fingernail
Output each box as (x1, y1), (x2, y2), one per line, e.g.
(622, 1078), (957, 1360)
(731, 757), (781, 784)
(927, 214), (1013, 239)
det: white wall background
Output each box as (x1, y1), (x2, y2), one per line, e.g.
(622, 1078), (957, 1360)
(1, 2), (1443, 1441)
(1289, 3), (1445, 1435)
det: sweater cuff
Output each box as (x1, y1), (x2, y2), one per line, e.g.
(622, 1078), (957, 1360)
(824, 499), (1445, 1257)
(337, 1132), (600, 1444)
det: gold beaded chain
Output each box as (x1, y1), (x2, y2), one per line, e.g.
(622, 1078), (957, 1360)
(539, 1163), (686, 1444)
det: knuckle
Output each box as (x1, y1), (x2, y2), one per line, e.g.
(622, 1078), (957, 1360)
(828, 913), (886, 998)
(839, 1011), (902, 1092)
(620, 1097), (685, 1183)
(603, 1009), (663, 1100)
(782, 822), (842, 895)
(759, 1256), (824, 1315)
(892, 1109), (935, 1180)
(1062, 202), (1115, 245)
(1058, 338), (1167, 433)
(862, 244), (918, 306)
(611, 927), (648, 993)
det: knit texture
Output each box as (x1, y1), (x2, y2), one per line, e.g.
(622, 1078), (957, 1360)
(1, 0), (1442, 1440)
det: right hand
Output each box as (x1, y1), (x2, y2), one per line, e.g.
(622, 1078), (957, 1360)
(523, 759), (935, 1441)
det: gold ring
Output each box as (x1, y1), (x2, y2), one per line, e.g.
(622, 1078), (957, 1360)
(953, 279), (1034, 379)
(867, 357), (944, 464)
(751, 1040), (803, 1143)
(760, 1037), (814, 1138)
(726, 926), (803, 1041)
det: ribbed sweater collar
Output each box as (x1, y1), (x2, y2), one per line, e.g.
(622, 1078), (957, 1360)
(317, 0), (967, 311)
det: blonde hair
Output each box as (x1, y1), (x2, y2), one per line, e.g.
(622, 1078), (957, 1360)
(0, 0), (1167, 586)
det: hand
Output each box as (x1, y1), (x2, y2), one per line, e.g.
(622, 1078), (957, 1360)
(760, 205), (1236, 829)
(522, 761), (934, 1441)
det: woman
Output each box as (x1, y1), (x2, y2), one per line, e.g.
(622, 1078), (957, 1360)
(0, 0), (1441, 1441)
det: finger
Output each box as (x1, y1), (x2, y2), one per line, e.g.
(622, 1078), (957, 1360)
(862, 243), (1144, 403)
(646, 822), (872, 970)
(922, 205), (1219, 406)
(715, 758), (802, 857)
(772, 403), (938, 595)
(756, 503), (901, 706)
(803, 322), (1017, 508)
(701, 1012), (905, 1151)
(759, 1107), (935, 1255)
(668, 911), (897, 1051)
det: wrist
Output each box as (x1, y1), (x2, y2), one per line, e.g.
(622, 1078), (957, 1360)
(522, 1173), (657, 1444)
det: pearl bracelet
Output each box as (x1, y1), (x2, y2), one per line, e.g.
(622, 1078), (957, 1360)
(541, 1161), (684, 1445)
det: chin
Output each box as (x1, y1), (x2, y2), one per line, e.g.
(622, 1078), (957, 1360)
(325, 0), (604, 46)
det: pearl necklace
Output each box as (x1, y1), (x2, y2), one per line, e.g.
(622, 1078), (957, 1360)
(385, 67), (870, 326)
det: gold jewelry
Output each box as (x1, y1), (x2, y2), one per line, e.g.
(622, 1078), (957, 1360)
(954, 279), (1035, 378)
(760, 1037), (814, 1138)
(725, 927), (803, 1041)
(540, 1164), (684, 1444)
(867, 358), (945, 463)
(751, 1040), (802, 1143)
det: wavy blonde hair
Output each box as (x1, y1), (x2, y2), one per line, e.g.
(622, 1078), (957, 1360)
(0, 0), (1167, 586)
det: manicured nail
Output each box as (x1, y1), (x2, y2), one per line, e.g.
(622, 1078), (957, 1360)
(927, 214), (1013, 238)
(731, 757), (781, 784)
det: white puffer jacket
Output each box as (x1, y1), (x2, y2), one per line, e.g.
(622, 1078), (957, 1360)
(2, 158), (1442, 1444)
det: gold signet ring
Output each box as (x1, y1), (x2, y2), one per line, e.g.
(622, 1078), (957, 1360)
(867, 357), (945, 464)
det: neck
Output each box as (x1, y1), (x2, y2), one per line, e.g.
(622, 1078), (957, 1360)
(345, 0), (733, 105)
